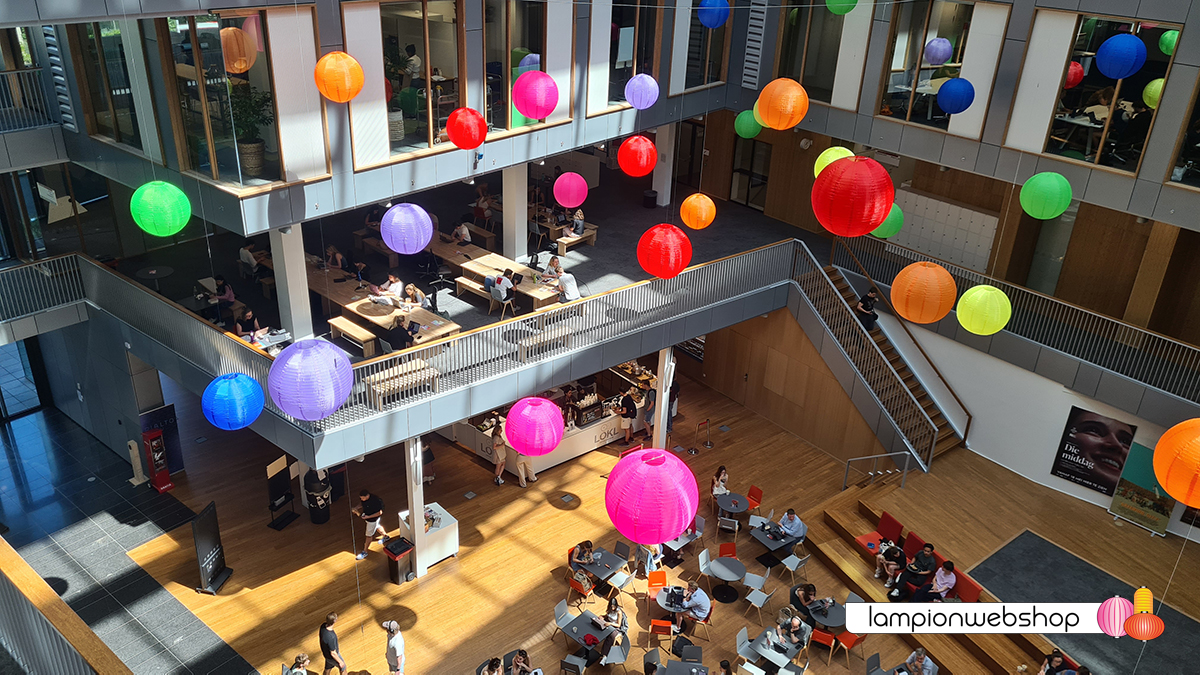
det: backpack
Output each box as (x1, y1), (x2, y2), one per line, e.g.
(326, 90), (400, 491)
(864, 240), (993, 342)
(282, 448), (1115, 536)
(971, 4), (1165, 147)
(572, 569), (593, 593)
(670, 635), (693, 658)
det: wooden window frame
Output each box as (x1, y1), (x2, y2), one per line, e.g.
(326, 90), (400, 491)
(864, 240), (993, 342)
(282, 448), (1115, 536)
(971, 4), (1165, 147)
(676, 8), (732, 96)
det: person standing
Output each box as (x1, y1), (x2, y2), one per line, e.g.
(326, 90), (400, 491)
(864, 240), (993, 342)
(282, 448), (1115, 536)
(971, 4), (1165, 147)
(491, 415), (508, 485)
(319, 613), (346, 675)
(619, 388), (638, 445)
(353, 489), (388, 560)
(856, 288), (879, 331)
(381, 620), (405, 675)
(511, 443), (538, 488)
(641, 380), (656, 443)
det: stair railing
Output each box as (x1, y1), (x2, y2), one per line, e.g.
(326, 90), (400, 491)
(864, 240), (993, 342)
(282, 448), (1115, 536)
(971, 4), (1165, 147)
(842, 451), (913, 490)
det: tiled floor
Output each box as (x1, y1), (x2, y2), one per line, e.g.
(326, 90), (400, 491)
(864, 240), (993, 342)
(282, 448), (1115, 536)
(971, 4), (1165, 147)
(0, 343), (38, 417)
(0, 408), (256, 674)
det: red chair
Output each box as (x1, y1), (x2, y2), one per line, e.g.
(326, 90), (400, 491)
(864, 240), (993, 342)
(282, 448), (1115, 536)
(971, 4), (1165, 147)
(901, 531), (927, 560)
(746, 485), (763, 514)
(565, 547), (576, 580)
(691, 610), (713, 641)
(808, 628), (837, 663)
(568, 576), (594, 606)
(719, 542), (738, 559)
(649, 619), (673, 649)
(831, 631), (867, 667)
(854, 511), (904, 556)
(472, 205), (494, 231)
(951, 575), (983, 603)
(645, 570), (667, 610)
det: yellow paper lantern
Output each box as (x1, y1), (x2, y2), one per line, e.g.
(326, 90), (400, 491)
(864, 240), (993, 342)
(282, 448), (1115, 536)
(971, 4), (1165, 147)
(956, 284), (1011, 335)
(814, 146), (854, 178)
(220, 27), (257, 74)
(891, 261), (957, 324)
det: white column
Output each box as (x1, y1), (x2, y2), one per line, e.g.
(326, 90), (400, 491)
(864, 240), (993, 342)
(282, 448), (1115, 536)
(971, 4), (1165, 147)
(653, 347), (675, 449)
(652, 123), (677, 207)
(268, 224), (314, 340)
(502, 164), (528, 261)
(406, 437), (429, 577)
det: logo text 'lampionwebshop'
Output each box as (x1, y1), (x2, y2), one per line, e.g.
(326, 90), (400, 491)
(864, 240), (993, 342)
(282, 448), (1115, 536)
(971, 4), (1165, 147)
(847, 603), (1103, 634)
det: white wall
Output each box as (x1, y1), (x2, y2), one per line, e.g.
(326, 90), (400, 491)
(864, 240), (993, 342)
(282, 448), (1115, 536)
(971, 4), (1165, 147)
(669, 0), (692, 96)
(1005, 10), (1075, 153)
(546, 0), (572, 121)
(830, 0), (874, 111)
(588, 0), (614, 115)
(947, 2), (1009, 139)
(344, 2), (391, 169)
(267, 6), (326, 181)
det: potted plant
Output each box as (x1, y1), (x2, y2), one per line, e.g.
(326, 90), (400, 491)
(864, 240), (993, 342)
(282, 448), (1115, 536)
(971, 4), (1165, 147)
(229, 83), (275, 177)
(383, 38), (411, 142)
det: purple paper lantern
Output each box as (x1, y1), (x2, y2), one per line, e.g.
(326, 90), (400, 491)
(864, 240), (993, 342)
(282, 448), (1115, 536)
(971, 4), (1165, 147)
(553, 172), (588, 209)
(605, 448), (699, 545)
(518, 53), (540, 69)
(1097, 596), (1134, 638)
(625, 74), (659, 110)
(380, 203), (433, 255)
(267, 340), (353, 421)
(512, 71), (558, 120)
(505, 397), (565, 456)
(1096, 33), (1147, 80)
(924, 37), (953, 66)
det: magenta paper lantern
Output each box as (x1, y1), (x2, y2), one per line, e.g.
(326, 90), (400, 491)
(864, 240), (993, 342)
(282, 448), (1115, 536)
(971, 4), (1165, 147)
(605, 448), (699, 545)
(267, 340), (353, 421)
(625, 73), (660, 110)
(242, 14), (265, 52)
(512, 71), (558, 120)
(553, 172), (588, 209)
(381, 203), (433, 255)
(1097, 596), (1135, 638)
(505, 397), (565, 456)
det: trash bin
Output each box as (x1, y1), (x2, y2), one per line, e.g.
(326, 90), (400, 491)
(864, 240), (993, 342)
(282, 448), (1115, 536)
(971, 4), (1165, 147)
(643, 190), (658, 208)
(304, 470), (332, 524)
(384, 537), (415, 584)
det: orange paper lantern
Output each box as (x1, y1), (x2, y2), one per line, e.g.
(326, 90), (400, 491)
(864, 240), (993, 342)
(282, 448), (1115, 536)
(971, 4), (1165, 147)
(1153, 418), (1200, 507)
(314, 51), (364, 103)
(220, 27), (257, 74)
(757, 78), (809, 130)
(680, 193), (716, 230)
(891, 261), (957, 324)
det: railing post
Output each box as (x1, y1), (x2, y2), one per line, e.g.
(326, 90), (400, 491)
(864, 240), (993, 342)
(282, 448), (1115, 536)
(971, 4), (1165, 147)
(842, 461), (851, 492)
(902, 452), (910, 489)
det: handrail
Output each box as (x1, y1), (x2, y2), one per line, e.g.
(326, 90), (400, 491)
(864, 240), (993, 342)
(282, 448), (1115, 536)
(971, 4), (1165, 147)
(842, 451), (913, 491)
(832, 238), (973, 443)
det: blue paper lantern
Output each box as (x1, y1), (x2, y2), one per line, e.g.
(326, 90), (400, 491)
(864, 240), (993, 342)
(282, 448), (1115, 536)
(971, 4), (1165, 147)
(924, 37), (953, 66)
(625, 73), (659, 110)
(937, 78), (975, 115)
(381, 203), (433, 255)
(268, 340), (353, 422)
(202, 373), (264, 431)
(697, 0), (730, 29)
(1095, 34), (1147, 80)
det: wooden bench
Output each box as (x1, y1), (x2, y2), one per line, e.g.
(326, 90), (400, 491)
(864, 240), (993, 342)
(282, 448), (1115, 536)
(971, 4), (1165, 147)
(556, 225), (598, 256)
(517, 325), (571, 362)
(260, 276), (276, 299)
(222, 300), (246, 323)
(456, 276), (491, 302)
(362, 237), (400, 268)
(328, 316), (379, 358)
(465, 223), (496, 251)
(352, 228), (371, 251)
(363, 360), (439, 410)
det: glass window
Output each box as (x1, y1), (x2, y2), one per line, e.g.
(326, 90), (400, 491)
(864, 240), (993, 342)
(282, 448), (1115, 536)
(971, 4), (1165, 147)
(1045, 17), (1176, 173)
(607, 0), (638, 105)
(635, 0), (658, 79)
(382, 1), (464, 155)
(484, 0), (506, 129)
(0, 27), (37, 69)
(684, 10), (727, 90)
(510, 0), (546, 128)
(878, 1), (973, 130)
(72, 21), (147, 148)
(775, 5), (841, 103)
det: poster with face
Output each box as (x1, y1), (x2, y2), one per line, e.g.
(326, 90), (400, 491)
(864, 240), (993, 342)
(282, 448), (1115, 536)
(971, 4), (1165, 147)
(1050, 406), (1136, 497)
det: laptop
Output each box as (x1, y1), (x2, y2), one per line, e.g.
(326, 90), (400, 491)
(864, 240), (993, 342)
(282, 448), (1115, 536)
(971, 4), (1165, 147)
(512, 273), (525, 285)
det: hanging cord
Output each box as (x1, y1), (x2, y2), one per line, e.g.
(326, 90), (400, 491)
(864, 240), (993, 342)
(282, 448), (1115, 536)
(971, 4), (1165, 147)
(342, 465), (370, 666)
(1131, 517), (1195, 674)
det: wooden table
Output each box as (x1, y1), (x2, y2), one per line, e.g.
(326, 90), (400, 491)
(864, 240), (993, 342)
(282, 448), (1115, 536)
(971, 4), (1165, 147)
(458, 252), (559, 309)
(428, 236), (490, 274)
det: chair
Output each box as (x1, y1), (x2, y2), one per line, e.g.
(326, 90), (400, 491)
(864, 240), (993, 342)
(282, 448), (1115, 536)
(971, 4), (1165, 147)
(694, 514), (707, 544)
(735, 626), (760, 666)
(697, 548), (713, 592)
(605, 634), (631, 673)
(550, 599), (575, 644)
(743, 587), (776, 625)
(568, 576), (594, 606)
(645, 569), (667, 609)
(648, 619), (673, 649)
(830, 631), (866, 668)
(743, 564), (771, 593)
(502, 650), (520, 672)
(808, 628), (836, 663)
(474, 205), (495, 230)
(749, 507), (775, 529)
(607, 568), (635, 598)
(902, 531), (927, 561)
(855, 511), (904, 556)
(719, 542), (737, 559)
(780, 553), (811, 585)
(739, 664), (766, 675)
(613, 539), (632, 565)
(643, 647), (662, 670)
(691, 607), (713, 641)
(236, 259), (254, 279)
(846, 591), (865, 604)
(559, 654), (586, 675)
(746, 485), (764, 514)
(490, 294), (516, 320)
(866, 653), (888, 675)
(527, 217), (546, 248)
(564, 547), (577, 580)
(680, 645), (702, 663)
(718, 516), (740, 541)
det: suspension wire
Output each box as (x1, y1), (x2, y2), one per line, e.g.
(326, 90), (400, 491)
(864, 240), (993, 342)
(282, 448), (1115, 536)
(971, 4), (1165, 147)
(1131, 518), (1195, 674)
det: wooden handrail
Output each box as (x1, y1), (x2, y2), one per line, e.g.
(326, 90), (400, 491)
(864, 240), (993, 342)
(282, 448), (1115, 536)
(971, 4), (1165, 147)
(0, 537), (133, 674)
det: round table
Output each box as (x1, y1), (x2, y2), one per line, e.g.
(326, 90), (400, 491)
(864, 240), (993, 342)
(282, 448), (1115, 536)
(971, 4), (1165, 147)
(657, 586), (687, 614)
(807, 600), (846, 630)
(717, 493), (748, 515)
(708, 557), (747, 603)
(135, 266), (174, 291)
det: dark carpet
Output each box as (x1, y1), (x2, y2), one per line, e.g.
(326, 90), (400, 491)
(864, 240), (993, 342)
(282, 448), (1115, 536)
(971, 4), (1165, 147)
(969, 530), (1196, 674)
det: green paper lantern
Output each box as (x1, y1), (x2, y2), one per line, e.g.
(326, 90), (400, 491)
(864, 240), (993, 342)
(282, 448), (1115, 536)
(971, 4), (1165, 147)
(735, 110), (762, 138)
(1143, 78), (1165, 109)
(130, 181), (190, 237)
(814, 146), (854, 178)
(826, 0), (856, 16)
(1019, 172), (1072, 220)
(870, 203), (904, 239)
(1160, 30), (1179, 56)
(398, 87), (421, 116)
(752, 101), (766, 127)
(1061, 149), (1086, 161)
(789, 8), (800, 26)
(1082, 17), (1098, 36)
(957, 284), (1012, 336)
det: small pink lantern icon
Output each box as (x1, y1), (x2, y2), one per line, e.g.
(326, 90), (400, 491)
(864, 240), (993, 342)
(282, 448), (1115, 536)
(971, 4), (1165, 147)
(1097, 595), (1134, 638)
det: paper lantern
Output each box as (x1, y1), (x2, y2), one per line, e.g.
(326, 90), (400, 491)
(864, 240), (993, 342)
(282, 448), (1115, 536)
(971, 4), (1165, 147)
(734, 110), (762, 139)
(553, 172), (589, 209)
(638, 224), (692, 279)
(625, 74), (659, 110)
(814, 146), (854, 178)
(605, 448), (699, 544)
(1065, 62), (1084, 89)
(446, 108), (487, 150)
(1097, 596), (1134, 638)
(697, 0), (730, 29)
(924, 37), (953, 66)
(826, 0), (857, 16)
(1095, 34), (1147, 80)
(220, 27), (256, 74)
(202, 373), (264, 431)
(385, 78), (394, 101)
(870, 204), (903, 239)
(130, 181), (191, 237)
(752, 101), (767, 127)
(505, 397), (565, 457)
(267, 340), (353, 421)
(811, 157), (895, 237)
(618, 135), (657, 177)
(242, 14), (265, 53)
(314, 51), (364, 103)
(1125, 613), (1165, 641)
(680, 193), (716, 230)
(1160, 30), (1179, 56)
(518, 53), (540, 69)
(891, 261), (957, 324)
(1143, 78), (1165, 109)
(956, 285), (1011, 336)
(512, 71), (558, 120)
(757, 78), (809, 130)
(937, 78), (974, 115)
(1020, 172), (1072, 220)
(381, 203), (433, 255)
(1153, 418), (1200, 507)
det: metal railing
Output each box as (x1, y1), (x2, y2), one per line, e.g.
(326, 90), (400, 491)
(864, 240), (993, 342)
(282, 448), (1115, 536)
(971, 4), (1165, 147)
(791, 242), (939, 468)
(0, 255), (85, 322)
(0, 68), (55, 132)
(842, 451), (913, 491)
(835, 236), (1200, 407)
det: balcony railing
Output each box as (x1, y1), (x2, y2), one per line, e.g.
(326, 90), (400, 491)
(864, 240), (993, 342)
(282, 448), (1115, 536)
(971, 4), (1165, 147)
(0, 68), (55, 133)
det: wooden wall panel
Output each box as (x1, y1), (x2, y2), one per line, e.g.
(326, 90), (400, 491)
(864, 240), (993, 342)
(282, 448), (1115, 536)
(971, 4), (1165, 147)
(911, 161), (1009, 213)
(986, 188), (1042, 284)
(1124, 222), (1181, 327)
(699, 110), (735, 201)
(1053, 202), (1152, 318)
(760, 126), (825, 234)
(1150, 228), (1200, 345)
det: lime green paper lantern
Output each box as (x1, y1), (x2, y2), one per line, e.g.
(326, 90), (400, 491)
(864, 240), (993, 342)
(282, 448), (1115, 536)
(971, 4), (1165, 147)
(957, 284), (1012, 336)
(752, 101), (766, 127)
(826, 0), (856, 16)
(1019, 172), (1072, 220)
(789, 8), (800, 26)
(130, 181), (190, 237)
(1160, 30), (1179, 56)
(735, 110), (762, 139)
(814, 146), (854, 178)
(870, 204), (904, 239)
(1143, 78), (1165, 109)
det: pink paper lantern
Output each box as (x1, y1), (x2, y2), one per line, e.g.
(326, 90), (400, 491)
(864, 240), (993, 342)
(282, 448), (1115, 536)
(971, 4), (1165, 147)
(1097, 596), (1134, 638)
(242, 14), (265, 52)
(505, 397), (564, 456)
(512, 71), (558, 120)
(553, 172), (588, 208)
(605, 448), (699, 545)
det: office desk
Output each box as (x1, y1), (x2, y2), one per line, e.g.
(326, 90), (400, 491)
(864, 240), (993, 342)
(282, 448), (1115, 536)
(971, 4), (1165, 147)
(459, 253), (559, 309)
(428, 237), (490, 274)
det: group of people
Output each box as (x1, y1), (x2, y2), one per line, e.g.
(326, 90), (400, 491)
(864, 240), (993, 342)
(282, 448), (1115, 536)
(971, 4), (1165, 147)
(291, 612), (405, 675)
(617, 378), (681, 446)
(872, 540), (957, 603)
(488, 413), (539, 487)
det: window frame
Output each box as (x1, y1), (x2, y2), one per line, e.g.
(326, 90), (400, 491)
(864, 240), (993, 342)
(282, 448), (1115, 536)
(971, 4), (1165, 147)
(771, 3), (865, 106)
(676, 5), (731, 95)
(587, 0), (662, 116)
(69, 21), (147, 151)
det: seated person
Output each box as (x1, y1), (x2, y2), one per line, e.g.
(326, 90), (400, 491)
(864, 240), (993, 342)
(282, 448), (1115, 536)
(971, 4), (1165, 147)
(570, 540), (595, 574)
(370, 273), (403, 296)
(556, 268), (581, 303)
(283, 653), (310, 675)
(1039, 649), (1070, 675)
(640, 542), (664, 574)
(480, 656), (503, 675)
(889, 543), (938, 599)
(644, 665), (658, 675)
(778, 508), (807, 540)
(896, 648), (935, 675)
(325, 245), (351, 272)
(402, 283), (432, 310)
(364, 204), (384, 232)
(715, 661), (732, 675)
(234, 308), (269, 341)
(490, 269), (515, 303)
(876, 540), (906, 586)
(239, 240), (266, 278)
(791, 583), (819, 627)
(572, 208), (586, 236)
(474, 183), (496, 213)
(1081, 86), (1114, 123)
(453, 221), (472, 245)
(541, 256), (562, 280)
(911, 561), (956, 602)
(388, 318), (421, 350)
(511, 649), (540, 675)
(674, 581), (710, 632)
(207, 275), (236, 324)
(597, 597), (628, 665)
(776, 614), (810, 646)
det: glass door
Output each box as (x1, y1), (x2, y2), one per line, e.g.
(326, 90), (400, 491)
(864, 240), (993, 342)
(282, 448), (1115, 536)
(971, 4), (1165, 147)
(675, 119), (705, 189)
(730, 137), (770, 210)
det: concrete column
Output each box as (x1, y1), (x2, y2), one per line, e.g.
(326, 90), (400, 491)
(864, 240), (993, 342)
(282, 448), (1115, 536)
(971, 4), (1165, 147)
(268, 224), (314, 340)
(502, 164), (528, 261)
(652, 123), (676, 207)
(653, 347), (675, 449)
(405, 437), (429, 577)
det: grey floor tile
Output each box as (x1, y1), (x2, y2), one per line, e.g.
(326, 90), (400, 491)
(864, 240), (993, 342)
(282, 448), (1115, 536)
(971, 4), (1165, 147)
(112, 631), (165, 667)
(134, 648), (187, 675)
(83, 550), (141, 585)
(74, 593), (123, 627)
(111, 570), (164, 606)
(127, 591), (184, 625)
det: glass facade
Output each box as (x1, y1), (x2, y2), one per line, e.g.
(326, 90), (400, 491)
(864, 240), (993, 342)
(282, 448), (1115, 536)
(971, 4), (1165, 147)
(510, 0), (547, 128)
(683, 10), (726, 90)
(878, 0), (974, 130)
(71, 21), (145, 149)
(382, 1), (463, 154)
(776, 5), (842, 103)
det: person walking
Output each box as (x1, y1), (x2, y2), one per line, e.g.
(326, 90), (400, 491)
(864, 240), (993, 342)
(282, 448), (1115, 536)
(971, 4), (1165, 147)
(319, 613), (346, 675)
(353, 489), (388, 560)
(856, 289), (880, 331)
(382, 620), (405, 674)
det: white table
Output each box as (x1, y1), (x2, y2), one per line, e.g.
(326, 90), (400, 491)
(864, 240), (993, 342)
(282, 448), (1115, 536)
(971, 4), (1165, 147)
(1055, 114), (1104, 156)
(402, 502), (458, 569)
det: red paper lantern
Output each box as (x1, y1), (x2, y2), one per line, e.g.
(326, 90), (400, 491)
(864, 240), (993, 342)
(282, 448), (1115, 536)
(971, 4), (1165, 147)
(811, 156), (895, 237)
(1124, 613), (1165, 641)
(385, 78), (394, 101)
(638, 224), (692, 279)
(314, 51), (364, 103)
(618, 136), (657, 177)
(1064, 61), (1084, 89)
(446, 108), (486, 150)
